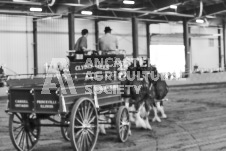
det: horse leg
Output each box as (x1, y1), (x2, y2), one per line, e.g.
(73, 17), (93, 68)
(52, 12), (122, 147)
(127, 104), (135, 124)
(98, 115), (106, 134)
(152, 102), (161, 122)
(157, 101), (167, 118)
(144, 111), (152, 130)
(134, 103), (147, 129)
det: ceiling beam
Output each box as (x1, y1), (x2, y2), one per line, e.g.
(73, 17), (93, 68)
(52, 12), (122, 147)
(0, 1), (44, 6)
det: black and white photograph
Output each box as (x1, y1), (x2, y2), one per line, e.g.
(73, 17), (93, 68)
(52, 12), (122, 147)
(1, 0), (226, 151)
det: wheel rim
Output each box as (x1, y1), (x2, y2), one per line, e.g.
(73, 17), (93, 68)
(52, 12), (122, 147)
(118, 107), (130, 142)
(70, 98), (98, 151)
(61, 119), (70, 141)
(9, 113), (40, 151)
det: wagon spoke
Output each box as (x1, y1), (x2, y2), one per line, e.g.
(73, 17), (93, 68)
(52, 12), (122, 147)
(74, 125), (84, 129)
(81, 102), (86, 121)
(22, 131), (26, 151)
(13, 121), (22, 124)
(120, 127), (125, 139)
(84, 133), (89, 151)
(27, 132), (34, 145)
(89, 124), (96, 128)
(120, 124), (124, 128)
(26, 133), (30, 150)
(77, 132), (84, 150)
(75, 128), (83, 138)
(119, 126), (124, 132)
(19, 130), (25, 149)
(78, 110), (84, 122)
(83, 133), (87, 151)
(87, 129), (94, 136)
(15, 127), (24, 140)
(30, 131), (36, 138)
(80, 133), (85, 151)
(86, 131), (93, 145)
(75, 118), (83, 125)
(88, 116), (96, 124)
(87, 107), (94, 122)
(84, 102), (91, 120)
(14, 125), (23, 131)
(15, 113), (22, 121)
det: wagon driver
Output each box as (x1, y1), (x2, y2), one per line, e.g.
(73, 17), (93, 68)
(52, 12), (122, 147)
(98, 26), (119, 55)
(74, 29), (89, 54)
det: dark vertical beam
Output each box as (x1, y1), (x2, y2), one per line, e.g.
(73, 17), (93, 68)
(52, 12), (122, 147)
(95, 20), (99, 50)
(132, 17), (138, 58)
(218, 27), (222, 68)
(33, 18), (38, 75)
(146, 22), (150, 59)
(68, 13), (75, 50)
(223, 21), (226, 69)
(183, 19), (190, 77)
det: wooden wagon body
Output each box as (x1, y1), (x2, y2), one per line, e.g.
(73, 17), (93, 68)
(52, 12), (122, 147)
(5, 54), (130, 151)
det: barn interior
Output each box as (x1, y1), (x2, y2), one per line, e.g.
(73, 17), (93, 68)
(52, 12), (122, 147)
(1, 0), (226, 151)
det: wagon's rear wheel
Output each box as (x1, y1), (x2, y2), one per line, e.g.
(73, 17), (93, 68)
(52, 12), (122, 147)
(70, 97), (99, 151)
(116, 106), (130, 142)
(9, 113), (40, 151)
(61, 117), (70, 141)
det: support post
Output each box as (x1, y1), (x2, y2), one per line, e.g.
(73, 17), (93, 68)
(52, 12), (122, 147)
(95, 20), (99, 50)
(132, 17), (138, 58)
(183, 19), (190, 77)
(68, 13), (75, 50)
(146, 22), (150, 59)
(223, 21), (226, 70)
(218, 27), (222, 68)
(33, 18), (38, 75)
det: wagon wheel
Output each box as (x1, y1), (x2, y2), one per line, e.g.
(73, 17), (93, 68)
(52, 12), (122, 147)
(70, 97), (99, 151)
(61, 117), (70, 141)
(9, 113), (40, 151)
(116, 106), (130, 142)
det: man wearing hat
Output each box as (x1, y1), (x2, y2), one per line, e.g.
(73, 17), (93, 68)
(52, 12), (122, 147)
(99, 26), (118, 54)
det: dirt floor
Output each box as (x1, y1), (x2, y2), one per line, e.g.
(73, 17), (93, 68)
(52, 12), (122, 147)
(1, 83), (226, 151)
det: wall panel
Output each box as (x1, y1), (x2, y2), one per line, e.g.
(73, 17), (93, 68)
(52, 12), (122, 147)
(37, 18), (68, 73)
(138, 23), (147, 57)
(0, 15), (33, 75)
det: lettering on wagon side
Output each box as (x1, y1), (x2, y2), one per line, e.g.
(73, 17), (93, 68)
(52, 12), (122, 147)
(37, 100), (57, 109)
(15, 99), (29, 108)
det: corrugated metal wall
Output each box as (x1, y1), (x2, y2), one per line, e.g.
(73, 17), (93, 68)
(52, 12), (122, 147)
(37, 18), (68, 73)
(0, 15), (33, 75)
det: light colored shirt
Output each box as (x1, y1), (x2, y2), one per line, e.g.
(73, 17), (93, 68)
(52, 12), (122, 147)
(99, 33), (118, 51)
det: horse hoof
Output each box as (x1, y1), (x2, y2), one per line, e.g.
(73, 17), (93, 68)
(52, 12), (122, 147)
(128, 129), (132, 136)
(161, 114), (167, 118)
(152, 117), (161, 122)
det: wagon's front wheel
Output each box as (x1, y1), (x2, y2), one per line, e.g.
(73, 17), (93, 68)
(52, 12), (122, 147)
(70, 97), (99, 151)
(61, 117), (70, 141)
(9, 113), (40, 151)
(116, 106), (130, 142)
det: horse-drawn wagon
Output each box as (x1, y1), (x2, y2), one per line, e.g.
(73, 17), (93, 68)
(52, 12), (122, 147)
(5, 53), (130, 151)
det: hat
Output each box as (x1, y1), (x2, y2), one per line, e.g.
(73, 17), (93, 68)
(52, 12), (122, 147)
(104, 26), (112, 33)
